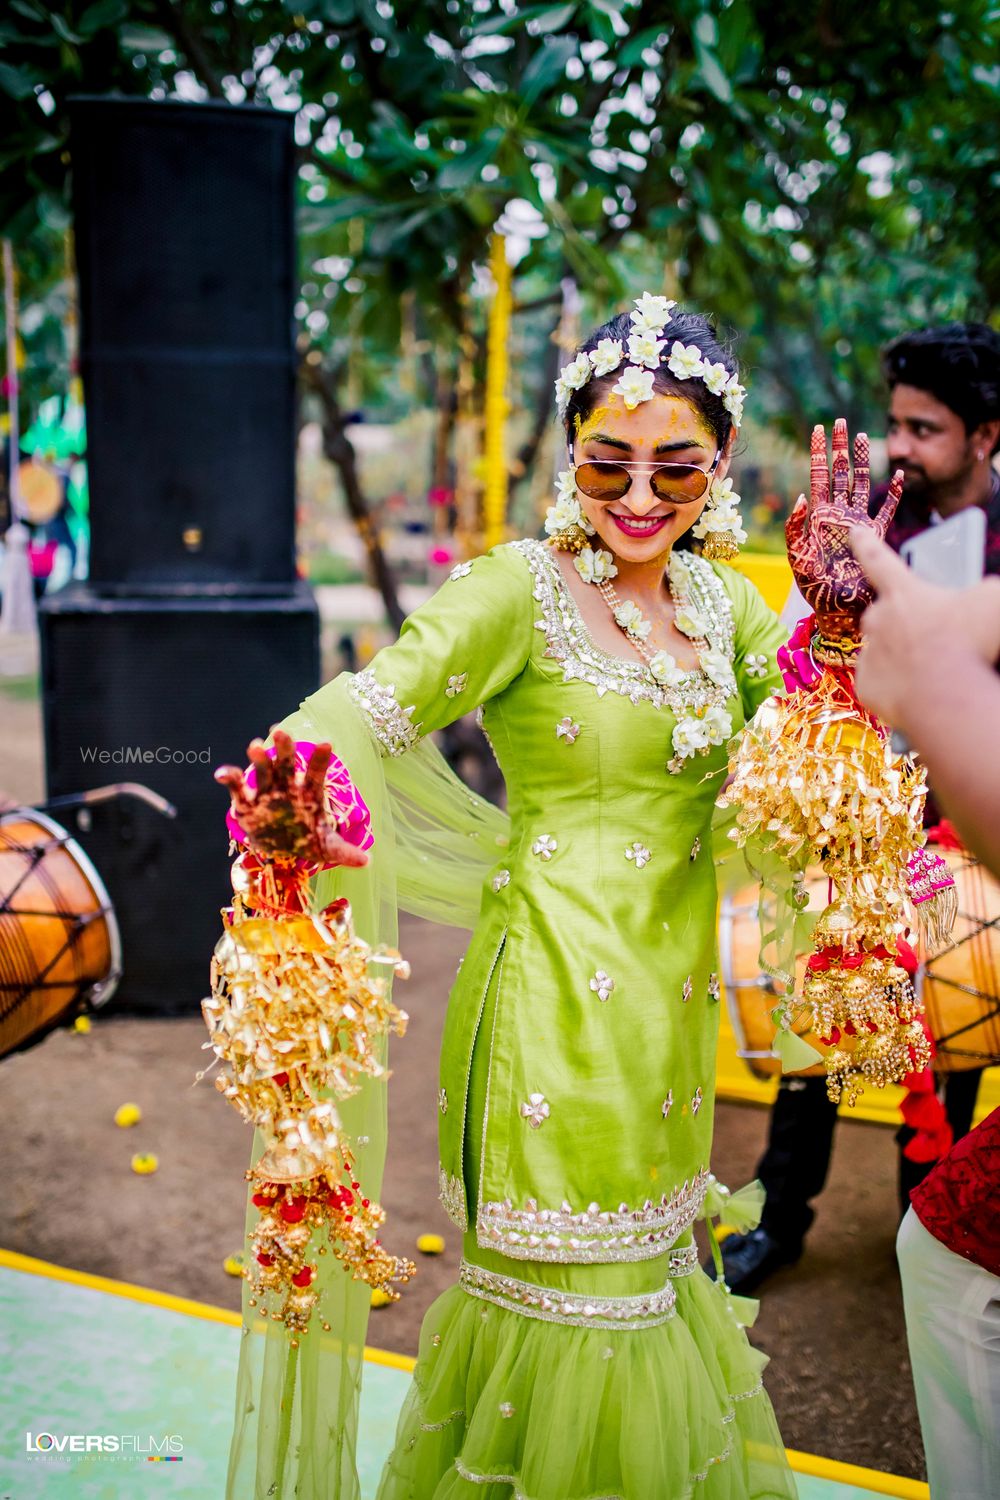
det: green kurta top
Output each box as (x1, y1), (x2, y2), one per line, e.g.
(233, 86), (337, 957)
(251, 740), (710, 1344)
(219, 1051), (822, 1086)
(349, 537), (786, 1273)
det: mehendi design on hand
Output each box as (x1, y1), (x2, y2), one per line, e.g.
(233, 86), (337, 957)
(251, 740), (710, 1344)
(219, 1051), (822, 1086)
(786, 418), (904, 638)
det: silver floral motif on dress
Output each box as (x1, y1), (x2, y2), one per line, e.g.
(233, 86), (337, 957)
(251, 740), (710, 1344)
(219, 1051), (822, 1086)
(662, 1090), (674, 1118)
(555, 716), (580, 742)
(692, 1086), (704, 1115)
(477, 1167), (711, 1264)
(682, 975), (693, 1004)
(348, 670), (420, 757)
(690, 836), (701, 861)
(625, 842), (652, 868)
(589, 970), (615, 1002)
(445, 671), (468, 697)
(438, 1087), (448, 1115)
(531, 834), (557, 860)
(459, 1259), (678, 1330)
(745, 652), (769, 678)
(510, 538), (735, 711)
(520, 1092), (550, 1128)
(449, 561), (473, 580)
(491, 869), (511, 892)
(438, 1163), (468, 1231)
(708, 972), (721, 1002)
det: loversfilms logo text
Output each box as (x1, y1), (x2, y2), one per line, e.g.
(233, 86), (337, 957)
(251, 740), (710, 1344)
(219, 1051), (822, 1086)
(26, 1431), (183, 1462)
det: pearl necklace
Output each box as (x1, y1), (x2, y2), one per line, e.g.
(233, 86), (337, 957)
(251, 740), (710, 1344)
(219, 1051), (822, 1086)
(594, 572), (708, 672)
(571, 542), (738, 772)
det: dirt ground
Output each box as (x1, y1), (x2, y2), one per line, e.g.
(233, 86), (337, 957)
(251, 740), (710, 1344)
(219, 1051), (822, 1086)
(0, 674), (925, 1482)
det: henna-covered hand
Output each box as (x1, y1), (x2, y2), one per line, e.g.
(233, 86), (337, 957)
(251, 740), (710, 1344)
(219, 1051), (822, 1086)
(214, 728), (369, 869)
(786, 418), (905, 639)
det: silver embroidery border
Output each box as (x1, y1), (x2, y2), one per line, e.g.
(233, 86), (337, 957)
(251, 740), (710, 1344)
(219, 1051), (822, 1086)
(348, 669), (421, 756)
(438, 1165), (467, 1233)
(511, 538), (735, 711)
(459, 1259), (678, 1331)
(476, 1168), (711, 1264)
(668, 1241), (700, 1277)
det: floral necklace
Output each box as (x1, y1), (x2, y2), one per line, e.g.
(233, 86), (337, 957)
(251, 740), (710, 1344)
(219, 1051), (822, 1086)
(570, 539), (737, 773)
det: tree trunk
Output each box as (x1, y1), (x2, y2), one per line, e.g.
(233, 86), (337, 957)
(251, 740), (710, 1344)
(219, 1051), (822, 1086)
(512, 319), (562, 493)
(303, 359), (406, 632)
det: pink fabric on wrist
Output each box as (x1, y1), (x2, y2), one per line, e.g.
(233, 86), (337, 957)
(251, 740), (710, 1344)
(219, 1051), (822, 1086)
(776, 615), (823, 694)
(224, 739), (373, 866)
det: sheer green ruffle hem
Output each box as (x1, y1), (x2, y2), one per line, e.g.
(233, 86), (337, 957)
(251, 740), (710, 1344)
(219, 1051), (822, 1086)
(376, 1266), (797, 1500)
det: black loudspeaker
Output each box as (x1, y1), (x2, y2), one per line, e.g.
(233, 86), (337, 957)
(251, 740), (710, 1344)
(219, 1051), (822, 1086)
(68, 97), (298, 590)
(39, 585), (321, 1013)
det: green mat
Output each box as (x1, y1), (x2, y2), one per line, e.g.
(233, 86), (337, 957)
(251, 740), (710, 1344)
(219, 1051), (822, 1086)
(0, 1261), (918, 1499)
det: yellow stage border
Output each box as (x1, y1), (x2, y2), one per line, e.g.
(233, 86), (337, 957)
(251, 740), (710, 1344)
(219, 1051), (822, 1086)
(0, 1246), (928, 1498)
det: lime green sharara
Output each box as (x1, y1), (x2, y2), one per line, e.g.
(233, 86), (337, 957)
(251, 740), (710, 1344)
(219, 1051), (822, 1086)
(226, 536), (798, 1500)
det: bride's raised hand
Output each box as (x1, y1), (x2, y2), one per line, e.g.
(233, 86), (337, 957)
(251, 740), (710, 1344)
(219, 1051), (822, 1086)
(785, 418), (905, 639)
(214, 728), (369, 869)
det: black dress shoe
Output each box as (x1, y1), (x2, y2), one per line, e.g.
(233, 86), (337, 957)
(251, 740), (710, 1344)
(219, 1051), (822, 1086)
(702, 1227), (803, 1295)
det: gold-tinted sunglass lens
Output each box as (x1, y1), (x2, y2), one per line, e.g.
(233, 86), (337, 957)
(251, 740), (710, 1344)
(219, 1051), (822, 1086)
(574, 463), (632, 501)
(650, 466), (711, 502)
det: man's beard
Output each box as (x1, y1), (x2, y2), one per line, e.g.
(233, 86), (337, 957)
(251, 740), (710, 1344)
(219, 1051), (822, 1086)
(891, 463), (931, 500)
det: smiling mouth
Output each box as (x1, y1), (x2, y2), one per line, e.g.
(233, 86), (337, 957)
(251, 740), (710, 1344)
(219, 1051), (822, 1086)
(608, 512), (674, 536)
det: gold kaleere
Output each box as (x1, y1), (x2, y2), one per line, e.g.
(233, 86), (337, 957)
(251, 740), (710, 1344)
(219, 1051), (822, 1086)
(720, 671), (941, 1105)
(201, 878), (414, 1332)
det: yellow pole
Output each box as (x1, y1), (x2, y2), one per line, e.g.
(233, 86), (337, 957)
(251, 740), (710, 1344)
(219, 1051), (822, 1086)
(482, 232), (512, 552)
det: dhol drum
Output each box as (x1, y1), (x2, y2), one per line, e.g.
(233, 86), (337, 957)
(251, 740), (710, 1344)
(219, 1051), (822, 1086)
(720, 847), (1000, 1080)
(0, 807), (122, 1059)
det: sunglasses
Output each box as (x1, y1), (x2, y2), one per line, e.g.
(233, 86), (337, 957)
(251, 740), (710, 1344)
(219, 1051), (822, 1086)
(571, 453), (721, 504)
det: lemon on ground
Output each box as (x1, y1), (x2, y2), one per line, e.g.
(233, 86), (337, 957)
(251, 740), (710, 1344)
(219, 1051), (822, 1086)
(416, 1233), (445, 1255)
(114, 1103), (142, 1127)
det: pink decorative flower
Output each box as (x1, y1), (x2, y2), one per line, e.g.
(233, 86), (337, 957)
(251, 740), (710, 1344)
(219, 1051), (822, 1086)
(224, 740), (373, 863)
(429, 544), (454, 565)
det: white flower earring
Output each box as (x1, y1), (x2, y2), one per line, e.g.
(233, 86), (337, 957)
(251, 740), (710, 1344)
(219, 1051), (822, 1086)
(691, 476), (748, 562)
(543, 468), (595, 553)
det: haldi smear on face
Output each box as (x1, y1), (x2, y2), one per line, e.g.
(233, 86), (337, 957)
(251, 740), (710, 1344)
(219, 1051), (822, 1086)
(575, 393), (715, 452)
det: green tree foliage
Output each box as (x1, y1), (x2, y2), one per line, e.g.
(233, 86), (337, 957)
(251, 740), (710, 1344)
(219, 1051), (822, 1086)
(2, 2), (997, 493)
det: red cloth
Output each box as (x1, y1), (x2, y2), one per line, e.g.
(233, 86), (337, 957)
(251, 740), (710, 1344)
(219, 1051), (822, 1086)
(910, 1105), (1000, 1276)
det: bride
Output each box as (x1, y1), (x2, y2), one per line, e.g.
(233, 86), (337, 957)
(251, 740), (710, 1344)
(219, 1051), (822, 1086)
(218, 294), (883, 1499)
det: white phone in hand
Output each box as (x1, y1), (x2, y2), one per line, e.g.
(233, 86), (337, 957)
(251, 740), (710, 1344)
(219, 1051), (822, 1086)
(900, 505), (986, 589)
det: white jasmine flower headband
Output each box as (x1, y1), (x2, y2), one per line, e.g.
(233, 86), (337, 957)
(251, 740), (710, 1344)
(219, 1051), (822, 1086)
(554, 292), (746, 428)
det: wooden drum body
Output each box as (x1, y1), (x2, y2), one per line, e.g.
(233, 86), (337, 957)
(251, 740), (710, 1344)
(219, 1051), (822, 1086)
(0, 808), (122, 1059)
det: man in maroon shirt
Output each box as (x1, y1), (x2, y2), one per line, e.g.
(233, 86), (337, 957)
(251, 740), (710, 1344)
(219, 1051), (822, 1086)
(716, 322), (1000, 1296)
